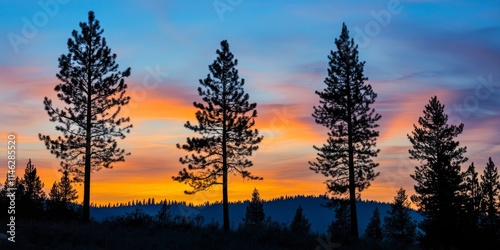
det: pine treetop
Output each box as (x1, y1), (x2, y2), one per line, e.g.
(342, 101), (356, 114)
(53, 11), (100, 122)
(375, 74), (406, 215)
(383, 188), (416, 244)
(22, 159), (46, 201)
(243, 188), (265, 225)
(364, 207), (383, 240)
(291, 205), (311, 234)
(481, 157), (499, 217)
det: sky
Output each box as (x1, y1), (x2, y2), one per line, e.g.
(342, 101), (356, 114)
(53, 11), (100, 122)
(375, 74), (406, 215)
(0, 0), (499, 207)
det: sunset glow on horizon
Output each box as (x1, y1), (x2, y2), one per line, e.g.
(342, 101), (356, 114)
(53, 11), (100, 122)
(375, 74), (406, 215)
(1, 0), (499, 208)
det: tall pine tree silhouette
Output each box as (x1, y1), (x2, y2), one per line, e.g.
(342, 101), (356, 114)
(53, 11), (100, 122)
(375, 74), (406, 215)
(174, 40), (263, 232)
(408, 96), (467, 247)
(310, 23), (381, 239)
(39, 11), (132, 222)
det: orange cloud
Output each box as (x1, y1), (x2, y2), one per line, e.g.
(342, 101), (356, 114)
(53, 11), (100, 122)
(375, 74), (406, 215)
(127, 93), (197, 121)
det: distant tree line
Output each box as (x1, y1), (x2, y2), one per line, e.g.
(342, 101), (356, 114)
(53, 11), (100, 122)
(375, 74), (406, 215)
(92, 198), (184, 208)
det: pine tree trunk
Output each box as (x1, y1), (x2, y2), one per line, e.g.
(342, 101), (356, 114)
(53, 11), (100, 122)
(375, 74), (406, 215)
(222, 124), (229, 231)
(222, 155), (229, 232)
(83, 94), (92, 223)
(347, 81), (359, 240)
(83, 39), (93, 223)
(222, 79), (229, 232)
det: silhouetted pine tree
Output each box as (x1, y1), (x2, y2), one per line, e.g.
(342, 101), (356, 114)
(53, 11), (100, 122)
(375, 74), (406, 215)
(383, 188), (416, 244)
(49, 170), (78, 204)
(480, 157), (499, 238)
(21, 159), (46, 201)
(174, 40), (263, 232)
(49, 182), (61, 205)
(461, 162), (481, 241)
(408, 96), (467, 248)
(38, 11), (132, 222)
(364, 207), (383, 241)
(310, 23), (381, 240)
(19, 159), (46, 218)
(463, 163), (482, 217)
(243, 188), (265, 225)
(48, 170), (79, 220)
(290, 205), (311, 235)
